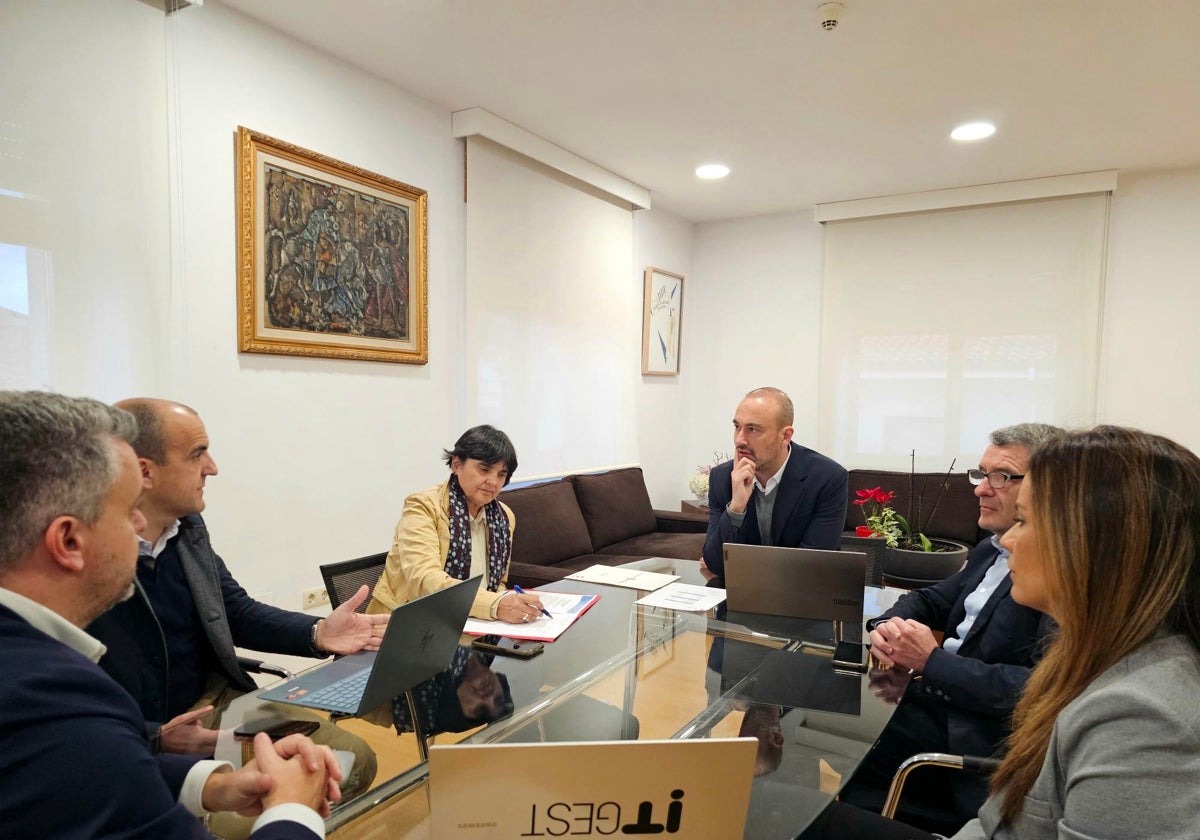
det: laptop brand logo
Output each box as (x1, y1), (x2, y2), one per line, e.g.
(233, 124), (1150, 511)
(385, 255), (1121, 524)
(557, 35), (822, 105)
(833, 597), (858, 607)
(417, 627), (436, 654)
(518, 789), (685, 836)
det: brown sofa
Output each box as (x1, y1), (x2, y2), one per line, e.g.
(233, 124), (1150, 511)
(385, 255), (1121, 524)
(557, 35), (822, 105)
(843, 468), (985, 546)
(499, 467), (707, 588)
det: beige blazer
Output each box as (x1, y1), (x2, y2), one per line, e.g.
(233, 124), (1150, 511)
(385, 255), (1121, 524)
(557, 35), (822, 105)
(367, 480), (516, 620)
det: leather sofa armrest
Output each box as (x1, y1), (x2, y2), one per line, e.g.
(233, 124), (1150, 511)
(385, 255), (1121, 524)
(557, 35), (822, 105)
(653, 510), (708, 533)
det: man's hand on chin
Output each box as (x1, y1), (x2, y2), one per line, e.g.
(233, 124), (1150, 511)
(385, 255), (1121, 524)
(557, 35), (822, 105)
(729, 455), (757, 513)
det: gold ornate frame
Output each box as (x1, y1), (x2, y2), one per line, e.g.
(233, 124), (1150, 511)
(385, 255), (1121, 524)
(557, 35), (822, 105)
(236, 126), (428, 364)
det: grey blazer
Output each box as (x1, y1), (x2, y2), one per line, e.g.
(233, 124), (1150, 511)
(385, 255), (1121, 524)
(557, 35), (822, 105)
(952, 633), (1200, 840)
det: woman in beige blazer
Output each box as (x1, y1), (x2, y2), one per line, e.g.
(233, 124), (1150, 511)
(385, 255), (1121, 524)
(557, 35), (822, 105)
(368, 425), (544, 622)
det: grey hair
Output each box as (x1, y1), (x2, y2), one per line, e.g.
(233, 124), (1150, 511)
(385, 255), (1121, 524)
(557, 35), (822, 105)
(744, 387), (795, 427)
(0, 391), (138, 571)
(990, 422), (1063, 451)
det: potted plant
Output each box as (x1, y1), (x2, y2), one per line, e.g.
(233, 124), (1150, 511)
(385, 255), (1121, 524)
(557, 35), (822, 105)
(852, 454), (969, 585)
(688, 451), (730, 502)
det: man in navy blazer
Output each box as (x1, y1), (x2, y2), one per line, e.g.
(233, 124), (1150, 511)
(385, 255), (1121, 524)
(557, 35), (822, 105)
(87, 399), (383, 792)
(0, 391), (335, 838)
(702, 387), (849, 576)
(839, 423), (1060, 833)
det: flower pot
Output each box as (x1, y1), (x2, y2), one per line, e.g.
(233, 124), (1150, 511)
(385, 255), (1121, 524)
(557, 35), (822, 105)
(883, 539), (969, 589)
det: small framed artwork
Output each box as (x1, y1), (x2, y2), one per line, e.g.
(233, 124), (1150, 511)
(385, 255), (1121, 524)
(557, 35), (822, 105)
(641, 267), (684, 375)
(236, 126), (428, 364)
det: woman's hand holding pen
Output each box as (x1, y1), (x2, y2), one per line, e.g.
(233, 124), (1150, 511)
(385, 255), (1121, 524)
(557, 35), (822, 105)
(496, 588), (547, 623)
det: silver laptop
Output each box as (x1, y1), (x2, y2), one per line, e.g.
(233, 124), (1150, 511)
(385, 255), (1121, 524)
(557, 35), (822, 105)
(258, 575), (481, 716)
(723, 544), (867, 622)
(429, 738), (756, 839)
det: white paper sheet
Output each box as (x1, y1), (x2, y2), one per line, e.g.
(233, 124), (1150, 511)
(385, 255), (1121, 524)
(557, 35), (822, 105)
(635, 582), (726, 612)
(462, 591), (599, 641)
(564, 564), (679, 591)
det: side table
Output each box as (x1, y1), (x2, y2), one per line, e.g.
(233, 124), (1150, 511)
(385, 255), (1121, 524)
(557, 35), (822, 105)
(680, 499), (709, 515)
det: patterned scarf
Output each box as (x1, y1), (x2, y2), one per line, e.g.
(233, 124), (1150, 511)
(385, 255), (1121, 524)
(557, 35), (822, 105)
(444, 473), (511, 594)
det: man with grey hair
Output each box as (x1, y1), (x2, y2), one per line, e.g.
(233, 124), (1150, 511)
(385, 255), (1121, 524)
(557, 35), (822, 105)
(701, 386), (849, 575)
(835, 423), (1061, 834)
(0, 390), (337, 839)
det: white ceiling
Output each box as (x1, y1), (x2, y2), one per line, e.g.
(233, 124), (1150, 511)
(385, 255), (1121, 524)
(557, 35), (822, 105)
(216, 0), (1200, 222)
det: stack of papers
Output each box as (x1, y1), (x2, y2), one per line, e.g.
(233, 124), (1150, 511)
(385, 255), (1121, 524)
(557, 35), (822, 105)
(463, 591), (599, 642)
(564, 564), (679, 591)
(635, 583), (726, 612)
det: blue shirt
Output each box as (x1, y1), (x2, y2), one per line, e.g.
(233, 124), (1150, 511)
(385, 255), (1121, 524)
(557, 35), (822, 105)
(944, 535), (1009, 654)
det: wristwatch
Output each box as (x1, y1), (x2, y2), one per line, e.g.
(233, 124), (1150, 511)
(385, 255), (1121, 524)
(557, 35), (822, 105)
(309, 619), (325, 655)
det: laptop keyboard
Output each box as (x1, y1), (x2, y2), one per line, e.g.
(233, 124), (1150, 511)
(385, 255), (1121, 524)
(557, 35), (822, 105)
(306, 669), (370, 712)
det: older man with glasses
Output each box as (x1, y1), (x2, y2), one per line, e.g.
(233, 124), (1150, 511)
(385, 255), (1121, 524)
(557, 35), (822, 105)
(831, 423), (1061, 836)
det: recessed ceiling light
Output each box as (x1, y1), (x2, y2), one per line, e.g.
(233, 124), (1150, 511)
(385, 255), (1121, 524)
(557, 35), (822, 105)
(950, 122), (996, 142)
(695, 163), (730, 179)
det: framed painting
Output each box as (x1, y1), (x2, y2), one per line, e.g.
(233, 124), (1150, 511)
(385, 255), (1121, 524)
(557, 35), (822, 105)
(641, 267), (684, 375)
(236, 126), (428, 364)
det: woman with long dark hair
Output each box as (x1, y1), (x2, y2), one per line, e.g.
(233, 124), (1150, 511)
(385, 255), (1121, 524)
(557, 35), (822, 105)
(806, 426), (1200, 839)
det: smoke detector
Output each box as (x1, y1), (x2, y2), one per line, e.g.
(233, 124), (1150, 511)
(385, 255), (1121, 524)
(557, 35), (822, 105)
(817, 2), (843, 30)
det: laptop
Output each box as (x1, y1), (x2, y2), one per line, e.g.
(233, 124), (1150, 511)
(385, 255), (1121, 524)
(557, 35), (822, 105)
(723, 544), (867, 623)
(258, 575), (481, 716)
(428, 738), (756, 839)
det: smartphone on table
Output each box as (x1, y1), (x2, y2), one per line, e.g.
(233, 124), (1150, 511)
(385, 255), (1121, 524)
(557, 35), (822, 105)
(233, 717), (320, 741)
(471, 634), (545, 658)
(832, 640), (868, 672)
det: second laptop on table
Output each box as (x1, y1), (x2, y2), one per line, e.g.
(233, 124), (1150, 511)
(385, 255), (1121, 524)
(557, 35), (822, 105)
(258, 575), (482, 716)
(722, 544), (867, 622)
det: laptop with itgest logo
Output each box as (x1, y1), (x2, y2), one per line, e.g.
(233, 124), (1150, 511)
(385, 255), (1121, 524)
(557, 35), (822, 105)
(258, 575), (481, 716)
(429, 738), (756, 839)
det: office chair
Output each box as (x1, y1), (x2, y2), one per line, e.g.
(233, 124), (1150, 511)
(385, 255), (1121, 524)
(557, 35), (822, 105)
(237, 655), (293, 681)
(320, 552), (389, 612)
(881, 751), (1000, 825)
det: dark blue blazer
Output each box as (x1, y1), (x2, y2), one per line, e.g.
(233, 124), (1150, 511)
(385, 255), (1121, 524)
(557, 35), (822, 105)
(0, 604), (318, 839)
(871, 538), (1056, 750)
(88, 513), (319, 727)
(701, 442), (849, 575)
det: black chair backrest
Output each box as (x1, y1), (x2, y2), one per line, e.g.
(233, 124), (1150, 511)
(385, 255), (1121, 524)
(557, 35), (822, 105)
(320, 552), (388, 613)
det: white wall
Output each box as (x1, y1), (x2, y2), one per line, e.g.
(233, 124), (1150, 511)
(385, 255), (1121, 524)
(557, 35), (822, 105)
(682, 169), (1200, 477)
(0, 0), (170, 397)
(166, 3), (465, 609)
(1098, 167), (1200, 452)
(634, 207), (694, 508)
(684, 212), (825, 473)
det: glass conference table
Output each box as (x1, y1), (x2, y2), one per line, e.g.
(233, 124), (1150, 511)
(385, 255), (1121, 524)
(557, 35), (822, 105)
(211, 559), (905, 839)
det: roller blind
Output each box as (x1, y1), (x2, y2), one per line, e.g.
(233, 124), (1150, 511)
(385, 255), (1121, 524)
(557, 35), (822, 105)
(818, 193), (1109, 470)
(464, 137), (638, 477)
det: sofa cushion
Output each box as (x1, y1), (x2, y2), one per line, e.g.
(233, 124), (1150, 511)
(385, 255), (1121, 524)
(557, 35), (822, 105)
(571, 468), (657, 550)
(501, 480), (594, 567)
(595, 532), (705, 561)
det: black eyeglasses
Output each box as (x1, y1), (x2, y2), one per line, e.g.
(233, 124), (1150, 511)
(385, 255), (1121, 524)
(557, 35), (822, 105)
(967, 469), (1025, 489)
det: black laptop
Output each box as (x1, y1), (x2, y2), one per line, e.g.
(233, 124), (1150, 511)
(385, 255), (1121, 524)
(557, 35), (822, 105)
(258, 575), (481, 716)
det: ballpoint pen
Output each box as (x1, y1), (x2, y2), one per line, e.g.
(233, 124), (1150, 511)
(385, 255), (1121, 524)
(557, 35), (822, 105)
(512, 585), (553, 619)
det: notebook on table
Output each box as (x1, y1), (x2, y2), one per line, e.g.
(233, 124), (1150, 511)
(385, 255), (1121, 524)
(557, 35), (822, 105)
(257, 575), (481, 716)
